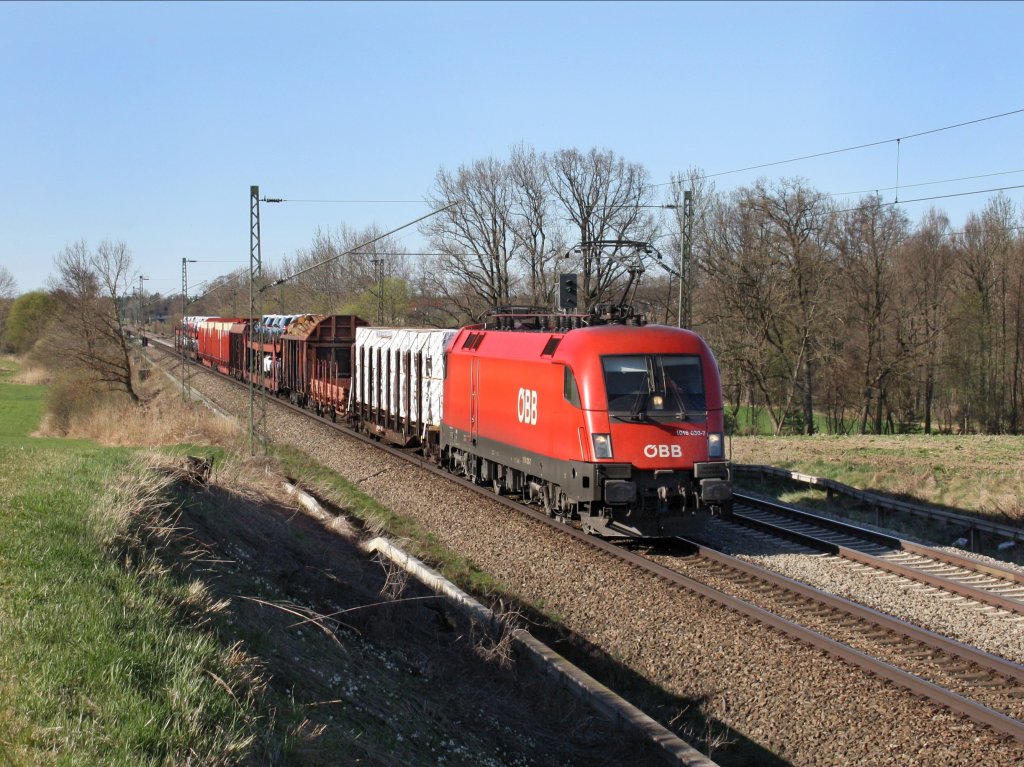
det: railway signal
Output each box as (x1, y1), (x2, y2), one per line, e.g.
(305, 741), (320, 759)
(558, 273), (578, 310)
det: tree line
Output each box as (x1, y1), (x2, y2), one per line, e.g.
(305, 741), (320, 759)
(3, 145), (1022, 435)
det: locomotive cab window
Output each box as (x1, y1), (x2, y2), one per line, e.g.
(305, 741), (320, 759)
(562, 365), (581, 408)
(601, 354), (706, 422)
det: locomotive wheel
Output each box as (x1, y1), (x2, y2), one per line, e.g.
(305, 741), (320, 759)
(542, 483), (564, 519)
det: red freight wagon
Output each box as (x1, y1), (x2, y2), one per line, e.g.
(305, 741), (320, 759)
(197, 318), (246, 376)
(441, 320), (731, 536)
(280, 315), (366, 420)
(228, 321), (249, 379)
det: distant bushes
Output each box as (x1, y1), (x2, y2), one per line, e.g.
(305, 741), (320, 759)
(44, 374), (105, 435)
(2, 291), (57, 354)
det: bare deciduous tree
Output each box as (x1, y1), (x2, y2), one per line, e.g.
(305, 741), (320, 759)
(547, 148), (656, 309)
(701, 187), (793, 433)
(835, 195), (911, 433)
(0, 265), (17, 344)
(0, 265), (15, 299)
(49, 239), (140, 402)
(423, 157), (518, 319)
(900, 209), (955, 433)
(946, 195), (1020, 432)
(755, 178), (837, 434)
(508, 145), (563, 307)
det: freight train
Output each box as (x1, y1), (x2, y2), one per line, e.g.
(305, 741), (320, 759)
(177, 305), (732, 537)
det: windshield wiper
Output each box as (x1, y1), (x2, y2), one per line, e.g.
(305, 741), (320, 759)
(628, 364), (655, 420)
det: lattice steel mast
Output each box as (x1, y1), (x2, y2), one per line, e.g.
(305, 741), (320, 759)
(181, 257), (190, 402)
(678, 190), (693, 329)
(249, 185), (266, 455)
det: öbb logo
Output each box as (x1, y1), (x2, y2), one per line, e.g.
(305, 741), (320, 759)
(517, 388), (538, 425)
(644, 444), (683, 458)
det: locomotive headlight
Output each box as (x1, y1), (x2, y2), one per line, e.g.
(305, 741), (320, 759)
(592, 433), (613, 459)
(708, 432), (724, 460)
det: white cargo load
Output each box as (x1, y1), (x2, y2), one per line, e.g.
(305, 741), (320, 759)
(351, 327), (457, 429)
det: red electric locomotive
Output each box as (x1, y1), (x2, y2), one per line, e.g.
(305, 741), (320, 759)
(440, 308), (732, 536)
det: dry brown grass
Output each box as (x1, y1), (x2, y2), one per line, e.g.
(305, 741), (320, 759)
(0, 353), (52, 384)
(730, 434), (1024, 519)
(11, 362), (53, 386)
(36, 372), (242, 448)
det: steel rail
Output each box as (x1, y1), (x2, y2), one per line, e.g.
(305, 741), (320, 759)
(732, 464), (1024, 545)
(145, 337), (1024, 742)
(662, 536), (1024, 684)
(589, 554), (1024, 744)
(733, 492), (1024, 616)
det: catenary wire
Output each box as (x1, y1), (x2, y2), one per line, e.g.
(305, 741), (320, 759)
(651, 106), (1024, 186)
(830, 168), (1024, 197)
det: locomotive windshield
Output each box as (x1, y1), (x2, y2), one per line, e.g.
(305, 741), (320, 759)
(602, 354), (706, 422)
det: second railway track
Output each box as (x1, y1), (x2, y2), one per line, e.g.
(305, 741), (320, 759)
(638, 537), (1024, 733)
(728, 493), (1024, 616)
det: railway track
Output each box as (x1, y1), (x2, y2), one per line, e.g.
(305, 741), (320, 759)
(639, 537), (1024, 732)
(145, 337), (1024, 745)
(728, 493), (1024, 617)
(732, 463), (1024, 551)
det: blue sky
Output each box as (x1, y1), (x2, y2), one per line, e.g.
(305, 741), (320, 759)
(2, 1), (1021, 297)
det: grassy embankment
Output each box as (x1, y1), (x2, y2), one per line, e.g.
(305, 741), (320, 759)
(0, 357), (260, 765)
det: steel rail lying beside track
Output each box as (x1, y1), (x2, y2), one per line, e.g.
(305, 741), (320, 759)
(733, 463), (1024, 548)
(731, 492), (1024, 616)
(146, 338), (1024, 743)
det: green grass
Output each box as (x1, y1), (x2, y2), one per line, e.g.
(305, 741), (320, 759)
(729, 433), (1024, 515)
(0, 364), (257, 766)
(273, 444), (508, 598)
(728, 405), (830, 436)
(0, 358), (92, 451)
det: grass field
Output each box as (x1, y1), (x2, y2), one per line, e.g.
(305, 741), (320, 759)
(0, 357), (257, 766)
(729, 433), (1024, 521)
